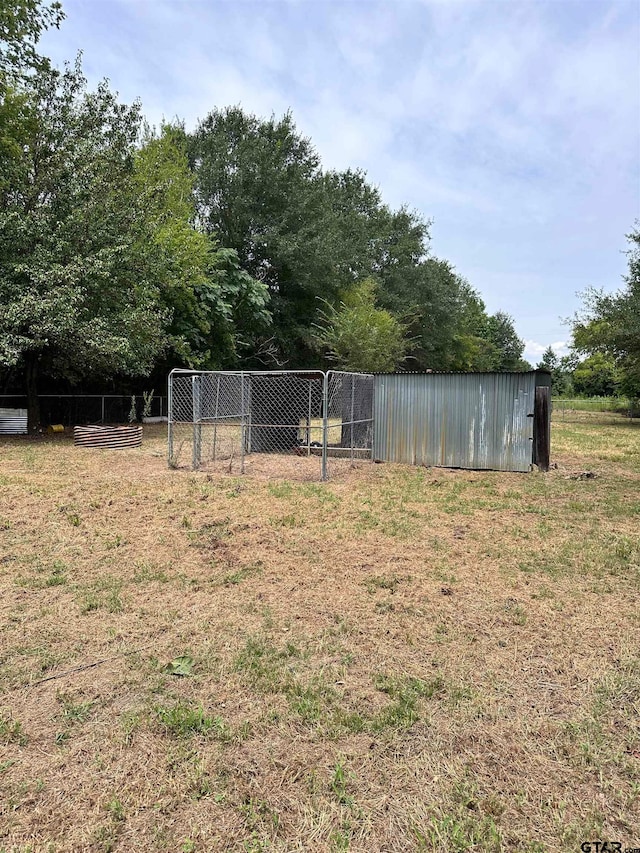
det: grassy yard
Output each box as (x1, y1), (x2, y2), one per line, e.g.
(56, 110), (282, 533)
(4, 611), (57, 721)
(0, 414), (638, 852)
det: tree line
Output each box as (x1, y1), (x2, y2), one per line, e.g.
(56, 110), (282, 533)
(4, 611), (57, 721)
(1, 1), (637, 432)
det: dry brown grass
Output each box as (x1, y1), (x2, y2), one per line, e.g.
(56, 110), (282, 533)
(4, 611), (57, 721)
(0, 416), (639, 852)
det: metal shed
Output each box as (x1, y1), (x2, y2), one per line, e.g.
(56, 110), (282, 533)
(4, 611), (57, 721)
(373, 371), (550, 473)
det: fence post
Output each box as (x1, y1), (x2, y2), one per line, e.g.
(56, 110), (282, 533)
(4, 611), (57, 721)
(167, 376), (174, 467)
(321, 372), (328, 481)
(350, 375), (355, 465)
(370, 375), (375, 464)
(192, 375), (202, 470)
(307, 382), (312, 456)
(212, 375), (220, 462)
(246, 375), (252, 454)
(240, 372), (246, 474)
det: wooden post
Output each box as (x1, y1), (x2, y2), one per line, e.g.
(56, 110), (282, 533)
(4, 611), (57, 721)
(25, 355), (40, 433)
(533, 386), (550, 472)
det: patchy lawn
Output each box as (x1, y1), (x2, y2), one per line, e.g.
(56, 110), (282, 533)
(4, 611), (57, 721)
(0, 415), (638, 852)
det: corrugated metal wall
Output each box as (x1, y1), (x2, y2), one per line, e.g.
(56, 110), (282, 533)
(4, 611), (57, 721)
(373, 373), (536, 472)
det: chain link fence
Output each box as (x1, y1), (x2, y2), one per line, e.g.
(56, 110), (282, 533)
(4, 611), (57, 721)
(552, 398), (639, 425)
(167, 369), (374, 480)
(0, 394), (166, 427)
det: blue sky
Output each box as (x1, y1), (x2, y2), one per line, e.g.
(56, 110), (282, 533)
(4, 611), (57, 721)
(40, 0), (640, 363)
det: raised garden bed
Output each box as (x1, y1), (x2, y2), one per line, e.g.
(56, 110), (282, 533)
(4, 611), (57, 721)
(73, 424), (142, 449)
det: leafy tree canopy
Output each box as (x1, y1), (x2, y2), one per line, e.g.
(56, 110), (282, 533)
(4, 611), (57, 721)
(537, 347), (573, 396)
(572, 352), (619, 398)
(134, 123), (271, 371)
(314, 279), (409, 373)
(571, 226), (640, 398)
(0, 59), (169, 429)
(0, 0), (63, 78)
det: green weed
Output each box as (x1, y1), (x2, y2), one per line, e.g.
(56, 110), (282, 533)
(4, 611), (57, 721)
(415, 778), (503, 852)
(330, 759), (355, 806)
(79, 577), (123, 614)
(45, 561), (67, 587)
(221, 563), (263, 586)
(57, 693), (93, 724)
(0, 714), (27, 746)
(132, 561), (169, 583)
(267, 482), (293, 498)
(270, 514), (301, 528)
(120, 710), (142, 747)
(156, 701), (229, 740)
(363, 574), (405, 594)
(372, 673), (445, 731)
(106, 797), (125, 821)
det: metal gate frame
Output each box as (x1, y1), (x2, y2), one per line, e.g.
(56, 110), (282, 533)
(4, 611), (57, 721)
(167, 368), (374, 480)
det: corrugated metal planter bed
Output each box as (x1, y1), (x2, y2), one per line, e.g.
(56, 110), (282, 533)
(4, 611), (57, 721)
(73, 425), (142, 449)
(0, 408), (28, 435)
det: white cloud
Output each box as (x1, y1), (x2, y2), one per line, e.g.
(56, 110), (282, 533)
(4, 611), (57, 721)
(524, 341), (570, 362)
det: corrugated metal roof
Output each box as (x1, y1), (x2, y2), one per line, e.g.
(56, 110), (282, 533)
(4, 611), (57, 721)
(373, 372), (536, 472)
(373, 369), (550, 376)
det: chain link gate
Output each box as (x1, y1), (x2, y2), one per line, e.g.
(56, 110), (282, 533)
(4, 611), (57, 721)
(167, 369), (374, 480)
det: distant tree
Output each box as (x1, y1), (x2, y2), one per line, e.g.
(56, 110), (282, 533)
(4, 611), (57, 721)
(0, 61), (169, 431)
(537, 347), (573, 395)
(538, 346), (558, 372)
(379, 254), (475, 371)
(314, 279), (409, 373)
(572, 353), (619, 397)
(571, 226), (640, 398)
(483, 311), (527, 370)
(448, 284), (507, 371)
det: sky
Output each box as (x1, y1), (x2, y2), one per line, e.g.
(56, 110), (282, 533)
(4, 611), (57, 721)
(40, 0), (640, 364)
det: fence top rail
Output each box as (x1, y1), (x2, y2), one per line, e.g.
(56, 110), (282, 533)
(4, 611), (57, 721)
(169, 368), (325, 378)
(0, 394), (166, 399)
(168, 368), (374, 379)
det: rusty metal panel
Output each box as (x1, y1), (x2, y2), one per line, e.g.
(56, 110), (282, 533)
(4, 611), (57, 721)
(373, 373), (536, 472)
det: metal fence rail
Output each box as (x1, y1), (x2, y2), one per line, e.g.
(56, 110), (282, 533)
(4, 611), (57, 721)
(552, 398), (638, 425)
(167, 369), (374, 480)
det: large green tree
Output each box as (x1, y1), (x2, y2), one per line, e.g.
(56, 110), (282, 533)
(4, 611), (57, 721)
(0, 59), (169, 430)
(189, 107), (501, 370)
(134, 124), (271, 371)
(482, 311), (528, 371)
(191, 107), (328, 363)
(571, 226), (640, 398)
(572, 353), (619, 397)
